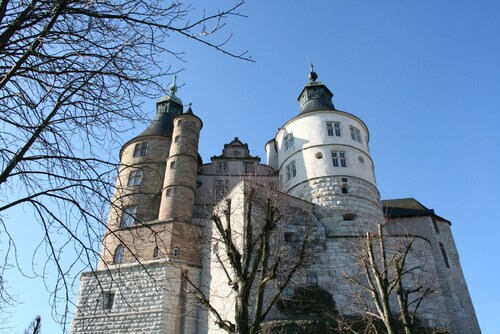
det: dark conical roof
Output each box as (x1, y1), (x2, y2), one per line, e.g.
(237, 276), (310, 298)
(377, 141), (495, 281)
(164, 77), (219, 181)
(136, 77), (183, 139)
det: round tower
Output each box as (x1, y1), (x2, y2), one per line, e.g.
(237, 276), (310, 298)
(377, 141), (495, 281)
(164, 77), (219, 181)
(267, 66), (384, 235)
(159, 105), (203, 221)
(158, 104), (203, 264)
(99, 78), (183, 268)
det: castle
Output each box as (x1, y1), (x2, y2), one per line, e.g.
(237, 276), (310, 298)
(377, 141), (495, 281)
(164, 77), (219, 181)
(71, 69), (480, 333)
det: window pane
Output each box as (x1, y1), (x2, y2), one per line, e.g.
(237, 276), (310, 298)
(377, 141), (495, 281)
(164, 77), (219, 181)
(114, 244), (124, 264)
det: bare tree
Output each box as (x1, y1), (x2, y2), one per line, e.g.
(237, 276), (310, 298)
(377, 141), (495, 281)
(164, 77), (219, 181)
(186, 181), (316, 334)
(343, 224), (439, 334)
(23, 315), (41, 334)
(0, 0), (251, 327)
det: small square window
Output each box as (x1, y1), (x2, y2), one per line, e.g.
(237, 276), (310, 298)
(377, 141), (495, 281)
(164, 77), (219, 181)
(343, 213), (356, 221)
(166, 188), (173, 196)
(170, 161), (176, 169)
(284, 232), (296, 242)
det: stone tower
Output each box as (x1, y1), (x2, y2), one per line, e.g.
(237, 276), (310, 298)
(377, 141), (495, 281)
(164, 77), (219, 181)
(266, 65), (385, 236)
(71, 78), (203, 334)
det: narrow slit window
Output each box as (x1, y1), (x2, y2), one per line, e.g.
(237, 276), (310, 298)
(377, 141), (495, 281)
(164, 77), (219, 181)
(113, 244), (124, 264)
(440, 242), (450, 268)
(173, 247), (180, 258)
(285, 160), (296, 181)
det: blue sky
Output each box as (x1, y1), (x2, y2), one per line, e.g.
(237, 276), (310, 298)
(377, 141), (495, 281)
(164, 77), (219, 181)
(5, 1), (500, 333)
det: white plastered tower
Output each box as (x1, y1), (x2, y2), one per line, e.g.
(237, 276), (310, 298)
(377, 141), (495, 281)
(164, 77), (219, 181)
(266, 66), (385, 236)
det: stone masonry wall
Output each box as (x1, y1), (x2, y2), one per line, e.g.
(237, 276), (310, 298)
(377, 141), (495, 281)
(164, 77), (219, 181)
(71, 261), (201, 334)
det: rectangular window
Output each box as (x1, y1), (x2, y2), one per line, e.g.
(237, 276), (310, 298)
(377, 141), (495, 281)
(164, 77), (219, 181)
(216, 162), (228, 174)
(166, 188), (173, 196)
(285, 160), (296, 181)
(332, 151), (347, 168)
(170, 161), (176, 169)
(326, 122), (341, 136)
(284, 133), (294, 151)
(350, 126), (362, 143)
(127, 170), (143, 186)
(440, 242), (450, 268)
(214, 180), (228, 198)
(133, 142), (148, 157)
(120, 206), (137, 228)
(244, 162), (255, 174)
(103, 291), (115, 310)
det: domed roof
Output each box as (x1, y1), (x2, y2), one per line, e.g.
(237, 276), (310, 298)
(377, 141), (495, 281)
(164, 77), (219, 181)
(297, 65), (336, 114)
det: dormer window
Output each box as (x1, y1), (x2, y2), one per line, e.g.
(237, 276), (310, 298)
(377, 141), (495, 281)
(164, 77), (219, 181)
(133, 142), (148, 157)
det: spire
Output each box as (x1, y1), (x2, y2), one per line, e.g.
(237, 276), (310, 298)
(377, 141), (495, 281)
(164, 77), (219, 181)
(169, 75), (178, 96)
(308, 64), (318, 82)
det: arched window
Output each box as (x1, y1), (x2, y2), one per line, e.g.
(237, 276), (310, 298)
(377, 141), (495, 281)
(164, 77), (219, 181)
(113, 244), (124, 264)
(153, 246), (159, 259)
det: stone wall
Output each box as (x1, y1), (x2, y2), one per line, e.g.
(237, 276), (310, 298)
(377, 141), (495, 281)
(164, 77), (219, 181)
(71, 261), (201, 334)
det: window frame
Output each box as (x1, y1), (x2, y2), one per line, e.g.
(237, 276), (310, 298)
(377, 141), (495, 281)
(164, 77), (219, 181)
(113, 244), (124, 264)
(133, 142), (148, 157)
(326, 121), (341, 137)
(214, 180), (228, 198)
(332, 151), (347, 168)
(350, 126), (362, 143)
(102, 291), (115, 310)
(120, 206), (137, 228)
(283, 133), (294, 151)
(285, 160), (297, 181)
(127, 170), (143, 186)
(216, 161), (228, 174)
